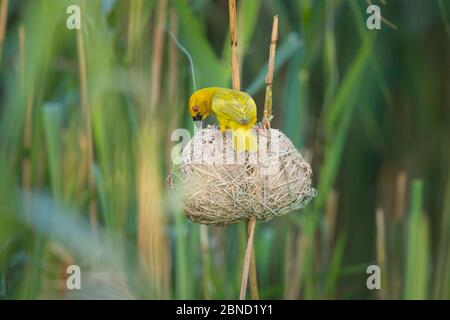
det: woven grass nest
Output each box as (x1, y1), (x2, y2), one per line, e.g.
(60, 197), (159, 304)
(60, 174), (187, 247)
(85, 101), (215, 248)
(169, 124), (316, 226)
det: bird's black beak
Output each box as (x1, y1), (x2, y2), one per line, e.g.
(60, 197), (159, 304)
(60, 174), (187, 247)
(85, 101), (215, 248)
(192, 113), (202, 121)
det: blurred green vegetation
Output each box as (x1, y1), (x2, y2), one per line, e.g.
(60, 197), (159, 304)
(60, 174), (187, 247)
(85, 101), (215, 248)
(0, 0), (449, 299)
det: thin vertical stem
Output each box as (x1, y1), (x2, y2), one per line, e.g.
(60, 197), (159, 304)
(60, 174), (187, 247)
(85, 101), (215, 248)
(230, 0), (259, 300)
(137, 0), (170, 298)
(167, 9), (181, 156)
(394, 171), (407, 222)
(76, 24), (97, 231)
(262, 15), (278, 129)
(168, 10), (179, 109)
(229, 0), (240, 90)
(252, 14), (279, 299)
(149, 0), (168, 113)
(126, 0), (143, 63)
(19, 24), (25, 84)
(169, 10), (190, 299)
(200, 225), (213, 299)
(247, 220), (259, 299)
(0, 0), (8, 68)
(240, 218), (256, 300)
(325, 190), (339, 251)
(240, 13), (279, 301)
(376, 208), (387, 299)
(20, 25), (34, 222)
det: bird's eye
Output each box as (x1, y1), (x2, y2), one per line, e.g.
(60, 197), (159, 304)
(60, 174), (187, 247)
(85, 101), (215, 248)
(192, 106), (199, 113)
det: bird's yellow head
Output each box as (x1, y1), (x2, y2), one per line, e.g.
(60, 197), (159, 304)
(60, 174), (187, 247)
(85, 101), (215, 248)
(189, 87), (218, 121)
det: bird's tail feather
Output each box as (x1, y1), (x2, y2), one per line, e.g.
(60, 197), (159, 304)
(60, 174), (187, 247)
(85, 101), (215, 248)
(232, 129), (257, 152)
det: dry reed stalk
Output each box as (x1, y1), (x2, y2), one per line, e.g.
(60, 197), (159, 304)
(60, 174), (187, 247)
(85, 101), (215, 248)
(247, 219), (259, 299)
(394, 171), (407, 222)
(36, 139), (45, 188)
(229, 0), (258, 300)
(20, 25), (34, 179)
(137, 128), (171, 298)
(168, 10), (179, 107)
(250, 14), (279, 299)
(19, 25), (25, 84)
(238, 13), (279, 301)
(0, 0), (8, 68)
(228, 0), (240, 90)
(127, 0), (136, 50)
(149, 0), (168, 113)
(283, 229), (294, 298)
(167, 9), (180, 155)
(284, 228), (306, 299)
(325, 189), (339, 250)
(376, 170), (406, 296)
(262, 15), (278, 129)
(126, 0), (143, 62)
(19, 25), (34, 221)
(136, 0), (170, 297)
(76, 26), (97, 231)
(200, 224), (212, 299)
(239, 216), (256, 299)
(376, 207), (387, 299)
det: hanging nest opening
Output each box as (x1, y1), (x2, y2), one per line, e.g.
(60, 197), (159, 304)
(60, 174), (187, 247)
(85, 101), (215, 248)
(168, 124), (316, 226)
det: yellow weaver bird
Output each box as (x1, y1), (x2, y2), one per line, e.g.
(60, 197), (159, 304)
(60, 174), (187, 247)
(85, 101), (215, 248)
(189, 87), (258, 152)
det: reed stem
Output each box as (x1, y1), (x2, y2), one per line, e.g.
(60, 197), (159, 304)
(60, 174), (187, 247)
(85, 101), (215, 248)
(229, 0), (240, 90)
(0, 0), (8, 68)
(229, 0), (259, 300)
(262, 15), (278, 129)
(76, 23), (97, 231)
(240, 218), (256, 299)
(150, 0), (168, 113)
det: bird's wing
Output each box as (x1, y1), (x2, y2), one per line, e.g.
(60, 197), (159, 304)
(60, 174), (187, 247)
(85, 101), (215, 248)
(212, 90), (256, 125)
